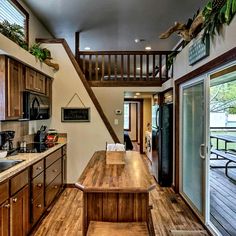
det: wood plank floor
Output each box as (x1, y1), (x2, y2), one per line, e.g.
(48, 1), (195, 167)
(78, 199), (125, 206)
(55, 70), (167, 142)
(32, 187), (208, 236)
(210, 159), (236, 236)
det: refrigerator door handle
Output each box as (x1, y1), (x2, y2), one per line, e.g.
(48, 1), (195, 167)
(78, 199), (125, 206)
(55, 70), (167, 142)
(199, 144), (205, 160)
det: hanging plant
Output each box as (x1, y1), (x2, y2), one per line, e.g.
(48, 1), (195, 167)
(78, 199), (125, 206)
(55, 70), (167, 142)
(0, 20), (28, 49)
(29, 43), (59, 70)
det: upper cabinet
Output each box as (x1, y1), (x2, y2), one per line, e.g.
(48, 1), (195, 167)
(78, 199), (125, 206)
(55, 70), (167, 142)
(25, 68), (46, 94)
(0, 56), (24, 120)
(0, 55), (52, 121)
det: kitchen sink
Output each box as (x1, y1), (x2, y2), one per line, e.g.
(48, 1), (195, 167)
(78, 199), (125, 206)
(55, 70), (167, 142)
(0, 159), (24, 173)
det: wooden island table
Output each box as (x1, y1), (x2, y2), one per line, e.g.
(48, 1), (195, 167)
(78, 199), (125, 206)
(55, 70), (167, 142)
(75, 151), (156, 236)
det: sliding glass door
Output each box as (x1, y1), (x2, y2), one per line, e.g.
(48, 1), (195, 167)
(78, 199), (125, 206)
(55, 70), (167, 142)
(180, 76), (209, 221)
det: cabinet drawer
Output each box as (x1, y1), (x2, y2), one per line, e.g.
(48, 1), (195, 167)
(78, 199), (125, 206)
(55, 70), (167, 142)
(11, 169), (28, 196)
(32, 159), (44, 178)
(32, 192), (44, 225)
(0, 181), (9, 204)
(45, 173), (62, 207)
(31, 172), (44, 200)
(46, 158), (61, 186)
(46, 149), (61, 168)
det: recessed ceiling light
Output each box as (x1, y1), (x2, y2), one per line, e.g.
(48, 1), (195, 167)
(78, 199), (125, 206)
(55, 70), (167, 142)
(135, 92), (140, 96)
(134, 95), (138, 98)
(84, 47), (91, 50)
(136, 67), (141, 70)
(134, 39), (140, 43)
(145, 46), (151, 50)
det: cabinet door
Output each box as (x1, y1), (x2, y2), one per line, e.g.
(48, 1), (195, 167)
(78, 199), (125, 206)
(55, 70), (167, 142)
(0, 200), (10, 236)
(10, 185), (29, 236)
(25, 68), (36, 91)
(7, 59), (23, 119)
(35, 73), (46, 94)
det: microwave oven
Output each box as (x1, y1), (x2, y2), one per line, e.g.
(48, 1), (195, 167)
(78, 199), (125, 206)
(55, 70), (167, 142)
(23, 92), (50, 120)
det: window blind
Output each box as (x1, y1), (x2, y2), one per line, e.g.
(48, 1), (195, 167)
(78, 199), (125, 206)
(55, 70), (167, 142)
(0, 0), (26, 30)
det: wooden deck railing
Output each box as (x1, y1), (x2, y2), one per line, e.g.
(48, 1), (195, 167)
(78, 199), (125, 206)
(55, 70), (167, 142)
(76, 51), (176, 86)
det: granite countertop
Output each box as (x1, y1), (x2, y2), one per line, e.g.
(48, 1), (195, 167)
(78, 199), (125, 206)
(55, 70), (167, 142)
(0, 143), (66, 183)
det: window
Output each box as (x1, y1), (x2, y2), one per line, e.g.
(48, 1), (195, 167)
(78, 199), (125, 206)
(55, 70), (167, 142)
(0, 0), (29, 42)
(124, 103), (131, 130)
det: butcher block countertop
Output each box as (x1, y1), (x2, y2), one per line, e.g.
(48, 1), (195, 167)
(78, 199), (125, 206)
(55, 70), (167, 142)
(76, 151), (156, 193)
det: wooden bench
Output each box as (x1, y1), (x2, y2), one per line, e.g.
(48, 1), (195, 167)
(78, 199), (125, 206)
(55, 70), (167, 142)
(211, 149), (236, 182)
(87, 221), (149, 236)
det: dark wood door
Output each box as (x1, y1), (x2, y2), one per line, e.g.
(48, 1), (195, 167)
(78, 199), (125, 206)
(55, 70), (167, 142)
(0, 200), (10, 236)
(7, 58), (23, 119)
(25, 67), (36, 91)
(35, 73), (46, 94)
(10, 185), (29, 236)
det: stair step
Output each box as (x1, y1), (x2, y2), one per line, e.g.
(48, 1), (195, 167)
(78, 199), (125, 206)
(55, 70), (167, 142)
(87, 221), (149, 236)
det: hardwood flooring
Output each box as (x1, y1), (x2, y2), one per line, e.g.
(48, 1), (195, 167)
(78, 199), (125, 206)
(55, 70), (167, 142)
(132, 142), (140, 152)
(210, 159), (236, 236)
(32, 187), (207, 236)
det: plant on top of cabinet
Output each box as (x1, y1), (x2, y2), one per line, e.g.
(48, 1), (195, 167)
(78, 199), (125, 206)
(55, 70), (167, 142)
(29, 43), (59, 70)
(0, 20), (28, 50)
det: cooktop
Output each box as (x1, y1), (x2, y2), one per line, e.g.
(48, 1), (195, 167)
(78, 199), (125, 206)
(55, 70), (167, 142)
(18, 142), (58, 153)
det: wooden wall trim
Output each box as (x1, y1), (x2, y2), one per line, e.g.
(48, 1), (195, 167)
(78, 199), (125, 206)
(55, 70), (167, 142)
(36, 38), (120, 143)
(174, 47), (236, 193)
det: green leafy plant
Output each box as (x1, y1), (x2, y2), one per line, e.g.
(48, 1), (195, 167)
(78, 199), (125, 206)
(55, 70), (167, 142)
(28, 43), (52, 62)
(0, 20), (28, 49)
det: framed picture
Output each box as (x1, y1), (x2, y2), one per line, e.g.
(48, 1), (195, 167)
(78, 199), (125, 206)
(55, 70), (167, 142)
(61, 107), (90, 122)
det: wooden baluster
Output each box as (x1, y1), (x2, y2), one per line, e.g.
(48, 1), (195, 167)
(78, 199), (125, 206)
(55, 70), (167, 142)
(146, 55), (149, 80)
(152, 54), (155, 80)
(108, 55), (111, 80)
(140, 55), (143, 80)
(115, 55), (117, 80)
(89, 55), (92, 81)
(165, 54), (168, 79)
(101, 55), (105, 81)
(121, 55), (124, 81)
(83, 55), (86, 75)
(134, 55), (136, 80)
(127, 54), (130, 80)
(95, 55), (99, 81)
(159, 54), (162, 82)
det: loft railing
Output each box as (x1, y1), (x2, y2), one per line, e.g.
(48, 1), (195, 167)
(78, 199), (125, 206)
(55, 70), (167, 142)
(76, 51), (176, 86)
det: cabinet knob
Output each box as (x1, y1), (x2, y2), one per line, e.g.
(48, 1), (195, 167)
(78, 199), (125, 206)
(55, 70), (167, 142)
(36, 204), (42, 208)
(54, 185), (58, 189)
(37, 183), (42, 188)
(52, 169), (58, 173)
(12, 198), (17, 203)
(36, 166), (42, 170)
(4, 203), (10, 208)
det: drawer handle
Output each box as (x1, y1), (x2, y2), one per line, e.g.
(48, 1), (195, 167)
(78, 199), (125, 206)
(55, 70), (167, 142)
(12, 198), (17, 203)
(36, 166), (42, 170)
(52, 169), (58, 173)
(37, 183), (43, 188)
(37, 204), (42, 208)
(54, 185), (58, 189)
(4, 204), (10, 208)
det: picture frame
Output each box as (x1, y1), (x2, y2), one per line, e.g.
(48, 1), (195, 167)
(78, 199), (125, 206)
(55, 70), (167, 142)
(61, 107), (90, 122)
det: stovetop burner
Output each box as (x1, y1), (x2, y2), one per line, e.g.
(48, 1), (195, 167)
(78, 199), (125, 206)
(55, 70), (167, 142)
(18, 142), (58, 153)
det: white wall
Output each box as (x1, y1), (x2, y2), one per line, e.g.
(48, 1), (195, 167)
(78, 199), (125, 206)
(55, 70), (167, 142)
(37, 43), (113, 183)
(174, 16), (236, 80)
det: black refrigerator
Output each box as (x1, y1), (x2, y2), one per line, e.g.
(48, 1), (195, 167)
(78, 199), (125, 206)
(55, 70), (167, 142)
(152, 103), (173, 187)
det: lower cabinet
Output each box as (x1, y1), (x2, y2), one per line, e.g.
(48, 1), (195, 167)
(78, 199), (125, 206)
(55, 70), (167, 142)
(0, 200), (10, 236)
(10, 185), (29, 236)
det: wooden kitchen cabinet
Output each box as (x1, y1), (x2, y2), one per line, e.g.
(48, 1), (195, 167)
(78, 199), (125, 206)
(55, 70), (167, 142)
(25, 67), (46, 94)
(0, 56), (23, 120)
(0, 200), (10, 236)
(10, 185), (29, 236)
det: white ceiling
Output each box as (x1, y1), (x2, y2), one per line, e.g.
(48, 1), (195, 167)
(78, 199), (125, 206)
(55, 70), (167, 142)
(23, 0), (207, 52)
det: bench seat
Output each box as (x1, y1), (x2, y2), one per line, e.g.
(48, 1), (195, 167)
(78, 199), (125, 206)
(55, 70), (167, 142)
(87, 221), (149, 236)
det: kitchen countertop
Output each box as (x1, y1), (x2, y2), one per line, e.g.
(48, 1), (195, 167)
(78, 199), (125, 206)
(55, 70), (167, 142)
(0, 142), (66, 183)
(76, 150), (156, 193)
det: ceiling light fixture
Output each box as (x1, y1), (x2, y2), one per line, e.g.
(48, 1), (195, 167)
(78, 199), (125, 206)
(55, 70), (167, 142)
(84, 47), (91, 50)
(135, 92), (140, 96)
(134, 96), (138, 98)
(136, 67), (141, 70)
(145, 46), (151, 50)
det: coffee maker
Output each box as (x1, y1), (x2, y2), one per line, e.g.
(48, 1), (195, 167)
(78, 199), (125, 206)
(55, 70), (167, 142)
(0, 131), (16, 155)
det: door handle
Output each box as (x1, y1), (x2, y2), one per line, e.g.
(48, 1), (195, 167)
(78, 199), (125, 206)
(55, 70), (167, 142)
(199, 144), (205, 160)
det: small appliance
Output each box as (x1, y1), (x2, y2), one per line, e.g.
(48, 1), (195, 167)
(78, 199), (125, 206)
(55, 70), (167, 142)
(0, 131), (17, 156)
(35, 125), (48, 143)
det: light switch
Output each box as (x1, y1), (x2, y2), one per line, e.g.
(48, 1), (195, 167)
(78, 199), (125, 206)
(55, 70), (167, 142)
(114, 119), (119, 125)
